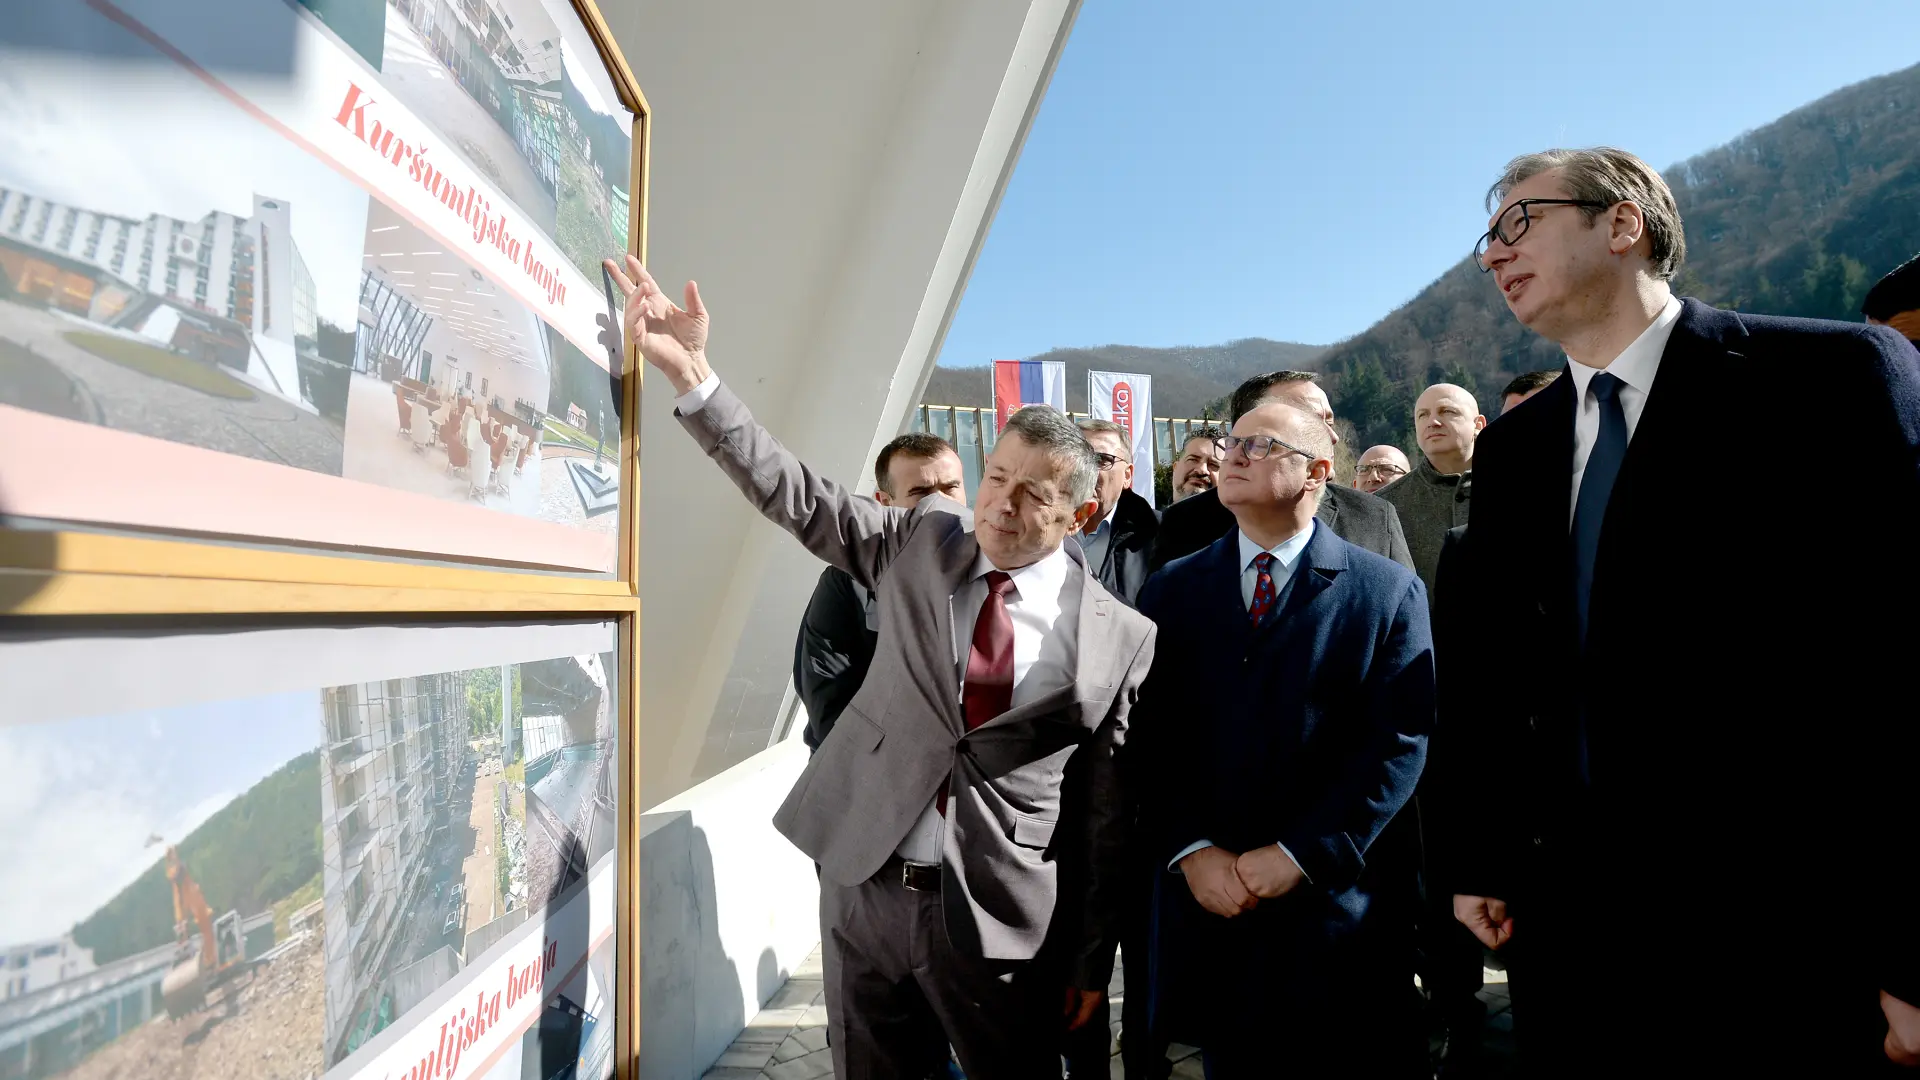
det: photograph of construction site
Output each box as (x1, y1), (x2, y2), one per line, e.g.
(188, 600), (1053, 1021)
(0, 645), (618, 1080)
(0, 1), (371, 469)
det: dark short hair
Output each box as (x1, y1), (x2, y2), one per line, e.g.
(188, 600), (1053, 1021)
(874, 432), (956, 495)
(1075, 417), (1132, 455)
(1182, 425), (1227, 451)
(1229, 371), (1319, 424)
(1862, 253), (1920, 322)
(1501, 370), (1562, 400)
(1488, 147), (1686, 280)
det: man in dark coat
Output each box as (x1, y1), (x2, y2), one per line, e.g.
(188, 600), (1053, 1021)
(1442, 146), (1920, 1075)
(1074, 418), (1160, 610)
(1147, 372), (1413, 575)
(1135, 399), (1433, 1078)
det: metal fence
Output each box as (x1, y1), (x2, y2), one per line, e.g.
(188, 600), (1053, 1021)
(910, 405), (1223, 498)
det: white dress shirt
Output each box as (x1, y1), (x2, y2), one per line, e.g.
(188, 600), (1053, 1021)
(1562, 295), (1681, 525)
(677, 370), (1084, 865)
(1170, 521), (1318, 876)
(893, 545), (1082, 862)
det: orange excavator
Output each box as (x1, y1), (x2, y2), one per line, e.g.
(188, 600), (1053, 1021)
(158, 845), (246, 1018)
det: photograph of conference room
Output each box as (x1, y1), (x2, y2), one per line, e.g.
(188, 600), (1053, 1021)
(0, 3), (370, 475)
(376, 0), (565, 234)
(340, 201), (553, 516)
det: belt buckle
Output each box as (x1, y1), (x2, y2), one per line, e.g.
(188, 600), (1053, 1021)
(900, 861), (938, 892)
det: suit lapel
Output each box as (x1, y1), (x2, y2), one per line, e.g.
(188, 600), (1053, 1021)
(1258, 522), (1345, 653)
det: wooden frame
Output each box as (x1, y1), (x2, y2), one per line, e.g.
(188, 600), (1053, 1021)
(0, 1), (649, 1075)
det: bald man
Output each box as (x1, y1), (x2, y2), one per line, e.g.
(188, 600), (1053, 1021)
(1373, 384), (1484, 601)
(1352, 444), (1412, 494)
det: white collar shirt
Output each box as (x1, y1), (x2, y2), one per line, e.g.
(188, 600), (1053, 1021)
(894, 541), (1083, 863)
(1563, 295), (1682, 526)
(1236, 520), (1317, 610)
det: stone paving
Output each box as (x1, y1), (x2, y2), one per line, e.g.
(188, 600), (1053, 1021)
(703, 946), (1517, 1079)
(0, 303), (345, 472)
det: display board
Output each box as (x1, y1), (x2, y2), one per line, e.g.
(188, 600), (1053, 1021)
(0, 1), (647, 1077)
(0, 0), (643, 574)
(0, 622), (623, 1080)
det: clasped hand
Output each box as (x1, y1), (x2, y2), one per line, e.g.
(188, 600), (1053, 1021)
(1178, 844), (1304, 918)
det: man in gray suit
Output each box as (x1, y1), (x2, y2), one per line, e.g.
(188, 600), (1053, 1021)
(613, 257), (1157, 1078)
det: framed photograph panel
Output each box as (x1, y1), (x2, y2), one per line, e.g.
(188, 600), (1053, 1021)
(0, 0), (645, 575)
(0, 619), (629, 1080)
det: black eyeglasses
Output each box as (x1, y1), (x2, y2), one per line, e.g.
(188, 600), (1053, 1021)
(1093, 452), (1125, 470)
(1215, 434), (1314, 462)
(1474, 199), (1609, 271)
(1354, 462), (1408, 479)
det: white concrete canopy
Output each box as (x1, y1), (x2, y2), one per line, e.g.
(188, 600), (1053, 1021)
(602, 0), (1083, 805)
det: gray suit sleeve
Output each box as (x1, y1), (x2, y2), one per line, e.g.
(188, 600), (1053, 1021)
(1380, 501), (1415, 572)
(675, 381), (924, 589)
(1065, 625), (1156, 991)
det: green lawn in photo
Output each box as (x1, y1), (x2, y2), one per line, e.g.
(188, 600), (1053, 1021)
(542, 414), (609, 452)
(63, 329), (257, 400)
(556, 133), (623, 283)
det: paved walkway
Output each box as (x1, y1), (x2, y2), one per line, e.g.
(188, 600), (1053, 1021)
(702, 947), (1516, 1079)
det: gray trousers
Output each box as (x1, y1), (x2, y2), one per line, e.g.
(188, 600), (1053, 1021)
(821, 863), (1064, 1079)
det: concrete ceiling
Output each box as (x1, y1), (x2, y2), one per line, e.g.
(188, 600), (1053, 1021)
(598, 0), (1081, 804)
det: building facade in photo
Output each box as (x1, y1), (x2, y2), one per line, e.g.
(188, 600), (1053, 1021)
(0, 187), (320, 410)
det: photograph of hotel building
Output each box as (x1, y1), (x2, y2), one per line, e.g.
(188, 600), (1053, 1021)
(0, 189), (336, 418)
(319, 671), (474, 1065)
(0, 8), (370, 477)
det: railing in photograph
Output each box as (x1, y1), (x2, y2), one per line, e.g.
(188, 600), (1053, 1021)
(911, 405), (1225, 499)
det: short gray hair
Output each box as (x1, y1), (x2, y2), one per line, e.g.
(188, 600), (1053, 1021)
(1487, 147), (1686, 280)
(1075, 417), (1132, 455)
(1003, 406), (1097, 505)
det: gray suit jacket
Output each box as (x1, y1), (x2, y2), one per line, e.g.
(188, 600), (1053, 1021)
(678, 384), (1156, 988)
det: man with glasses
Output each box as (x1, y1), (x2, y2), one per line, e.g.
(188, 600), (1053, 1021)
(1073, 418), (1160, 609)
(1170, 428), (1227, 502)
(1353, 444), (1412, 494)
(1133, 399), (1433, 1078)
(1438, 147), (1920, 1075)
(1147, 372), (1413, 575)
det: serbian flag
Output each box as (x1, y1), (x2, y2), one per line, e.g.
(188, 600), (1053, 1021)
(992, 360), (1067, 431)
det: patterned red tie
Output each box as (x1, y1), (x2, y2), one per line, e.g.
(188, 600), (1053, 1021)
(942, 571), (1017, 816)
(1247, 552), (1276, 624)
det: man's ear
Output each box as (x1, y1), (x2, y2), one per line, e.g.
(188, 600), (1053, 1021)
(1072, 499), (1100, 531)
(873, 490), (894, 507)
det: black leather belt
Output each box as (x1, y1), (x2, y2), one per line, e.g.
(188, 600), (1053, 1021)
(896, 859), (941, 892)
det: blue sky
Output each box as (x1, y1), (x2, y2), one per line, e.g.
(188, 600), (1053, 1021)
(0, 693), (322, 942)
(938, 0), (1920, 366)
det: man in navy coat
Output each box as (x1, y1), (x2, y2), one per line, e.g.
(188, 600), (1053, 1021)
(1440, 147), (1920, 1075)
(1133, 399), (1435, 1078)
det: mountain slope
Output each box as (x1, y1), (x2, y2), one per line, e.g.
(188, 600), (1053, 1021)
(71, 750), (322, 966)
(1316, 61), (1920, 448)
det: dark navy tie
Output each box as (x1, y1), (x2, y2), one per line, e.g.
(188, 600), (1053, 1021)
(1572, 372), (1628, 644)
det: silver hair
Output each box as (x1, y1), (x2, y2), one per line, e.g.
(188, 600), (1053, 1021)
(1075, 416), (1132, 455)
(1003, 405), (1098, 505)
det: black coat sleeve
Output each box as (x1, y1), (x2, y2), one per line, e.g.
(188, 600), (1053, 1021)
(792, 565), (878, 752)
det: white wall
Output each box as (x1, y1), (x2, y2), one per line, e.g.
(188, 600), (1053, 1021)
(637, 738), (817, 1079)
(604, 0), (1083, 806)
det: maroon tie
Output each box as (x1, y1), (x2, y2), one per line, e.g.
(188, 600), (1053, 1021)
(942, 571), (1017, 816)
(963, 571), (1019, 730)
